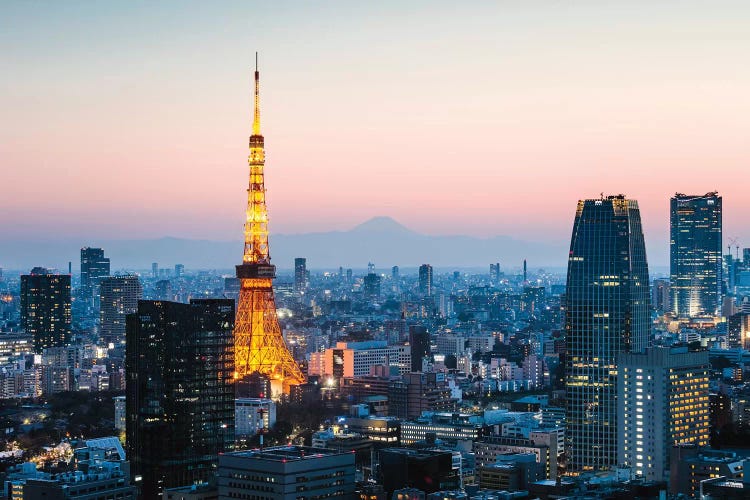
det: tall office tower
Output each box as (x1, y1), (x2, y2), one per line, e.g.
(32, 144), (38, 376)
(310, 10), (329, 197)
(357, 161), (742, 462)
(418, 264), (433, 296)
(174, 263), (184, 278)
(363, 273), (382, 300)
(80, 247), (110, 306)
(670, 192), (722, 319)
(724, 254), (736, 292)
(489, 263), (500, 284)
(151, 262), (158, 278)
(523, 259), (528, 282)
(728, 312), (750, 349)
(233, 57), (304, 396)
(652, 279), (671, 314)
(20, 268), (72, 353)
(565, 195), (650, 472)
(392, 265), (399, 280)
(126, 299), (235, 499)
(617, 347), (709, 481)
(744, 248), (750, 266)
(99, 276), (142, 346)
(294, 257), (307, 293)
(408, 326), (430, 372)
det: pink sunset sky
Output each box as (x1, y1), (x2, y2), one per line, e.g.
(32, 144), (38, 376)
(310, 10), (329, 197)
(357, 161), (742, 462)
(2, 1), (749, 265)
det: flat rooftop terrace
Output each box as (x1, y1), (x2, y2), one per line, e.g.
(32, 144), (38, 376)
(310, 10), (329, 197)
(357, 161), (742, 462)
(226, 446), (350, 462)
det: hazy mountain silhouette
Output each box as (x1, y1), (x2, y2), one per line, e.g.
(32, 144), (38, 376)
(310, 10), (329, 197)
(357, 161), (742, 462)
(0, 217), (568, 272)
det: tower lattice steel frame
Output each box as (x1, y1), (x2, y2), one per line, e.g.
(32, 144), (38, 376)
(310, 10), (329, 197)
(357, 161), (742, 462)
(234, 55), (305, 395)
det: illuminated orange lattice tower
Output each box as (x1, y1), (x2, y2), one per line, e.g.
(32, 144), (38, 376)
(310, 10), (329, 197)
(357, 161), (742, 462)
(234, 56), (305, 396)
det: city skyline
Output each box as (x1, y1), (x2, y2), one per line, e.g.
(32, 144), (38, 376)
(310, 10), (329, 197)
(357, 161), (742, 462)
(3, 1), (750, 264)
(3, 3), (750, 497)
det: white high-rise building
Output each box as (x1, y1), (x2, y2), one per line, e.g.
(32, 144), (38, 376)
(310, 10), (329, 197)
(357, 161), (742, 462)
(617, 347), (710, 481)
(235, 398), (276, 437)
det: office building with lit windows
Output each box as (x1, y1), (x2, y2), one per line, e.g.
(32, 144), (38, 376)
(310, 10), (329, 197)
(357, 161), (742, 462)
(99, 275), (142, 346)
(217, 446), (355, 500)
(617, 346), (710, 482)
(20, 268), (72, 353)
(564, 196), (650, 472)
(400, 412), (484, 445)
(126, 299), (235, 499)
(80, 247), (110, 307)
(235, 397), (276, 438)
(670, 192), (722, 319)
(312, 341), (411, 378)
(294, 257), (307, 293)
(419, 264), (433, 296)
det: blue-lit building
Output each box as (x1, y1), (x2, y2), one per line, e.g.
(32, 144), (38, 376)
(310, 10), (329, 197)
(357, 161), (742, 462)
(670, 192), (722, 319)
(564, 195), (650, 472)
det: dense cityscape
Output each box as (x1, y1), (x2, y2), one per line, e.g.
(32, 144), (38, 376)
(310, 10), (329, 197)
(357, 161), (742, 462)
(2, 64), (750, 499)
(4, 4), (750, 500)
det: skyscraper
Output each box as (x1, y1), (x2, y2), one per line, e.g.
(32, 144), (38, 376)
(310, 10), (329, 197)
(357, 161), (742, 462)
(99, 276), (142, 346)
(670, 192), (722, 319)
(233, 57), (304, 395)
(294, 257), (307, 293)
(564, 195), (650, 472)
(490, 263), (500, 284)
(617, 347), (709, 482)
(363, 272), (382, 300)
(408, 326), (430, 372)
(419, 264), (433, 296)
(126, 299), (235, 499)
(80, 247), (110, 306)
(652, 278), (670, 314)
(20, 267), (72, 353)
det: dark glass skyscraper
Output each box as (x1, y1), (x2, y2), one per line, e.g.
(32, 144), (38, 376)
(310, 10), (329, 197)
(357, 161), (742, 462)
(294, 257), (307, 293)
(409, 325), (430, 372)
(80, 247), (110, 306)
(419, 264), (433, 296)
(564, 195), (650, 472)
(126, 299), (235, 498)
(670, 192), (722, 318)
(20, 267), (72, 353)
(99, 275), (142, 346)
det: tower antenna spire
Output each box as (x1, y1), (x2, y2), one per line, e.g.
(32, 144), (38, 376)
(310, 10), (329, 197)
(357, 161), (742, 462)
(252, 52), (261, 136)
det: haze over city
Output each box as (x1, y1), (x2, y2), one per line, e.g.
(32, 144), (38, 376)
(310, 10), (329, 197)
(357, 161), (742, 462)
(5, 2), (750, 499)
(3, 1), (750, 269)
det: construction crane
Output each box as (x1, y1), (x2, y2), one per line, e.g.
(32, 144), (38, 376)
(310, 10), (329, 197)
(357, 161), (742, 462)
(728, 237), (739, 259)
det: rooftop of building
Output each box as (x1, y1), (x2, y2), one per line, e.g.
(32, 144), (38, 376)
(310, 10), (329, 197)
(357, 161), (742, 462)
(512, 395), (549, 405)
(408, 411), (482, 425)
(224, 445), (353, 462)
(83, 437), (125, 461)
(163, 482), (217, 494)
(379, 447), (453, 458)
(235, 397), (274, 404)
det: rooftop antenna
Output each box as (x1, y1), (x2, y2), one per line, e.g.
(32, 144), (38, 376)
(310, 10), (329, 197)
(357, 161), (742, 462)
(252, 51), (261, 136)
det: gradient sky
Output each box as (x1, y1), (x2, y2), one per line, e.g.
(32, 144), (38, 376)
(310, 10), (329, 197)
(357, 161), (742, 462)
(2, 1), (749, 266)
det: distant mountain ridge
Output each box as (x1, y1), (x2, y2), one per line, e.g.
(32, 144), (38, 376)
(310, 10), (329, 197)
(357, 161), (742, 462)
(0, 217), (569, 271)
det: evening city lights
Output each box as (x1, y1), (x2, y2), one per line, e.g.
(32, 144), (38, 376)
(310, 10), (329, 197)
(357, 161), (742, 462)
(2, 2), (750, 499)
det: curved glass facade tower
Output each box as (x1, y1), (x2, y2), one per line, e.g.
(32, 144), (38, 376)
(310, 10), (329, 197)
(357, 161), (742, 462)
(564, 195), (651, 472)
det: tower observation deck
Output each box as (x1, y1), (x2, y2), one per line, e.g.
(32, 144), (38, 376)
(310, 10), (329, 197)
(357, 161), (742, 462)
(234, 55), (305, 396)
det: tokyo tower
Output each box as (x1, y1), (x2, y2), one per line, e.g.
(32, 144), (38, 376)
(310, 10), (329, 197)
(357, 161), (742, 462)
(234, 55), (305, 396)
